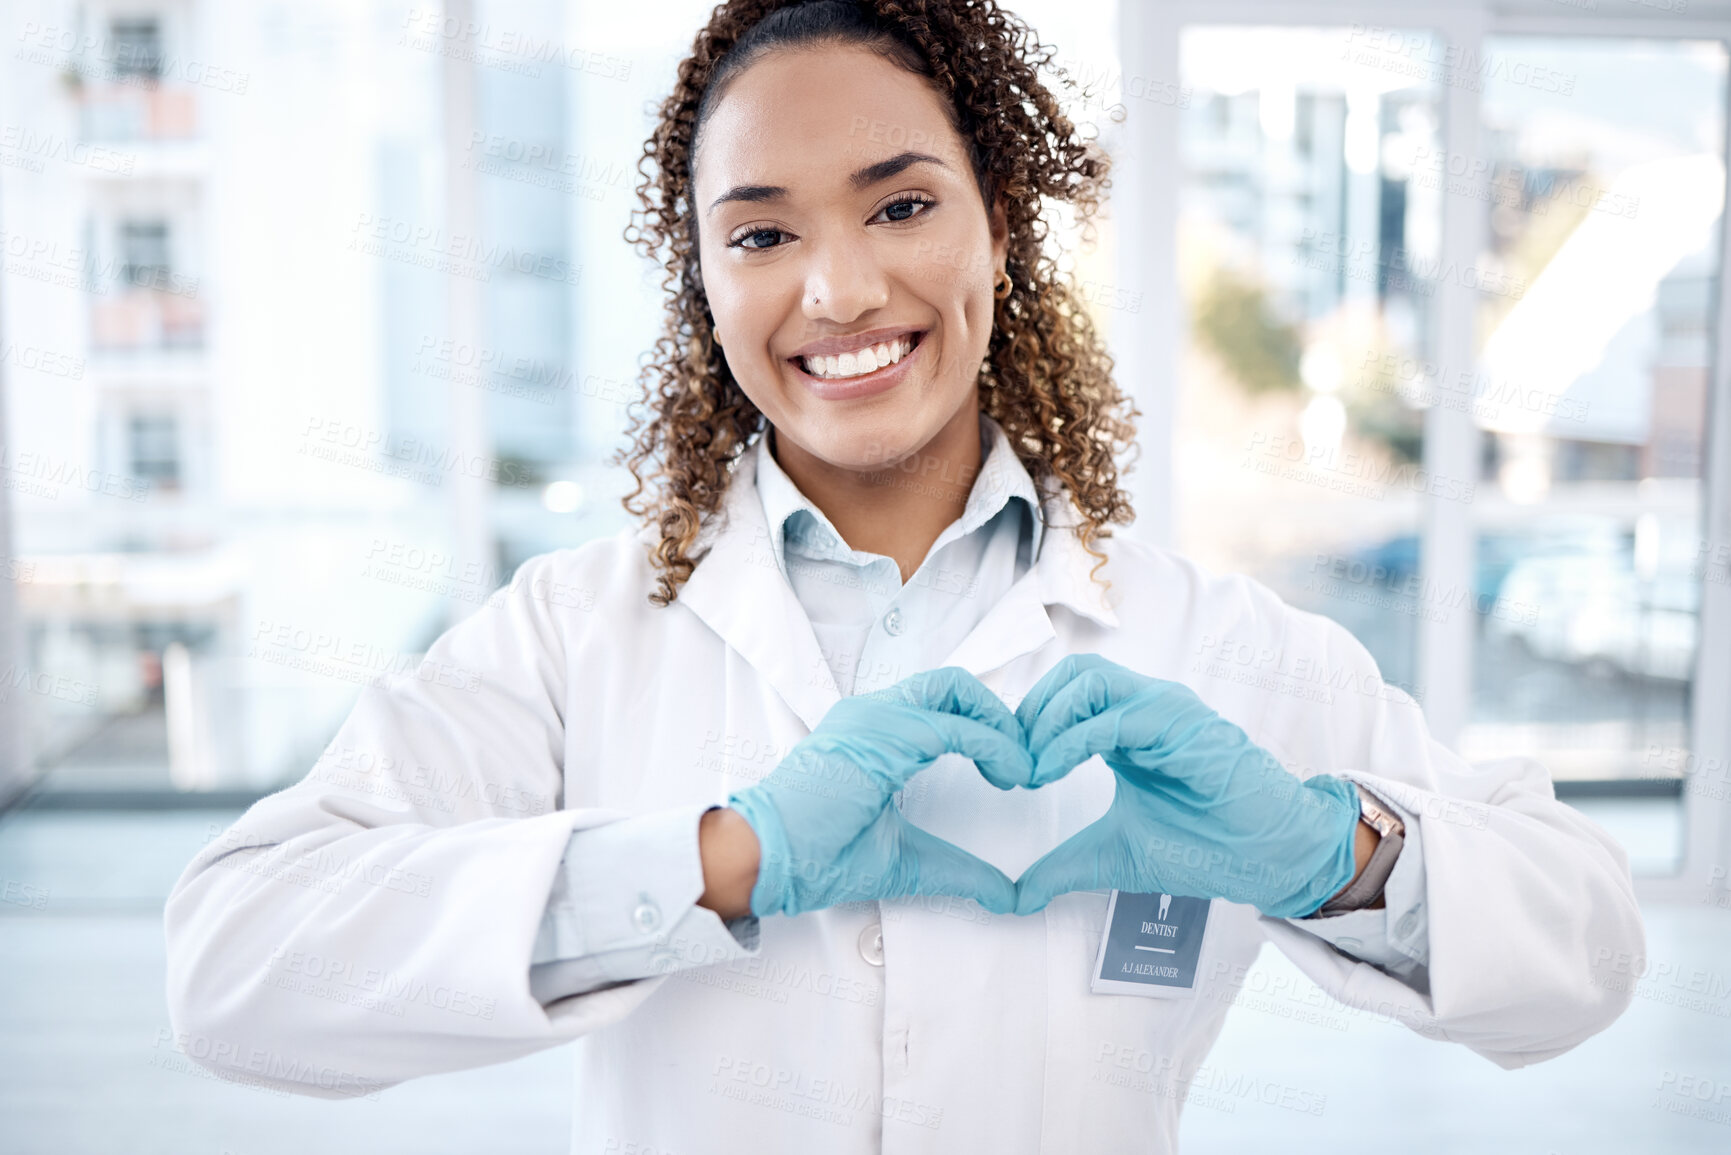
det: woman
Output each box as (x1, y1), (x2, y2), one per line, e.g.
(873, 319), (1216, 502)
(165, 2), (1645, 1151)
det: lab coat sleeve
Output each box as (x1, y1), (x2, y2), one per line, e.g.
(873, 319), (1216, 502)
(162, 551), (685, 1098)
(1286, 784), (1429, 985)
(527, 803), (760, 1003)
(1230, 587), (1645, 1070)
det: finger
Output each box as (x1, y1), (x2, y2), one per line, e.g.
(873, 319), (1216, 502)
(888, 816), (1017, 914)
(1012, 824), (1116, 915)
(832, 710), (1033, 792)
(1033, 688), (1226, 794)
(909, 711), (1036, 791)
(1024, 660), (1149, 764)
(863, 666), (1022, 749)
(1030, 708), (1133, 789)
(1013, 653), (1115, 745)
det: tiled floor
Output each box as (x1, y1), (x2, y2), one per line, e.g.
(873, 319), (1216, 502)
(1180, 901), (1731, 1153)
(2, 808), (1727, 1153)
(0, 811), (571, 1155)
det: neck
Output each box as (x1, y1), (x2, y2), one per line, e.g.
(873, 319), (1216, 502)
(771, 402), (984, 583)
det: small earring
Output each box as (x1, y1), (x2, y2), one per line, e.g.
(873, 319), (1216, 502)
(712, 328), (723, 346)
(993, 270), (1012, 299)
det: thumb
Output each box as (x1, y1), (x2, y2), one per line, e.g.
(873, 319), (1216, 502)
(1013, 825), (1113, 915)
(888, 815), (1017, 915)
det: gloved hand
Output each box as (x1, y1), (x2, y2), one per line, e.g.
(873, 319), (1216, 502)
(1011, 654), (1362, 918)
(729, 666), (1034, 918)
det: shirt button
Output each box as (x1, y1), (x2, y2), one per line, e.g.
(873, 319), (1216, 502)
(632, 898), (661, 934)
(858, 922), (885, 966)
(1336, 936), (1363, 953)
(882, 607), (905, 636)
(1396, 911), (1419, 938)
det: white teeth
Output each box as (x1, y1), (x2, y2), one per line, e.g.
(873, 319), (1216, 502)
(801, 334), (915, 380)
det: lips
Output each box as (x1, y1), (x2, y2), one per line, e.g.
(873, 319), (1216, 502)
(797, 331), (923, 380)
(789, 329), (929, 402)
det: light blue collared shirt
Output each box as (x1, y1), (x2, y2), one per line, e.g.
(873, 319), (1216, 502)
(528, 413), (1427, 1003)
(756, 411), (1042, 698)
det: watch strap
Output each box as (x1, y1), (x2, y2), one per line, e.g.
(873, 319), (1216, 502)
(1310, 785), (1405, 916)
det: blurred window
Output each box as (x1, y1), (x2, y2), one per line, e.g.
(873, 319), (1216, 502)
(1462, 38), (1725, 795)
(1177, 26), (1442, 697)
(110, 17), (163, 81)
(119, 220), (171, 289)
(127, 412), (181, 492)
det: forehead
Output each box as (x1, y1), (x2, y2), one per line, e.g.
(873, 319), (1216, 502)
(693, 44), (965, 195)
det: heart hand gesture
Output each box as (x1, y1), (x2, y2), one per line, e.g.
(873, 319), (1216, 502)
(728, 658), (1361, 922)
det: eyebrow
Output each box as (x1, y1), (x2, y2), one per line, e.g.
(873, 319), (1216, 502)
(705, 150), (950, 214)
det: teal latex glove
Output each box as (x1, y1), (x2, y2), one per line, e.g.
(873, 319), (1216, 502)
(1011, 654), (1362, 919)
(728, 666), (1034, 918)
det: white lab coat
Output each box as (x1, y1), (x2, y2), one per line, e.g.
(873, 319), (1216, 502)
(164, 445), (1644, 1153)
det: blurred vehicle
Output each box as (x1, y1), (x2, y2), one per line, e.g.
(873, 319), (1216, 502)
(1487, 549), (1700, 682)
(1344, 527), (1612, 608)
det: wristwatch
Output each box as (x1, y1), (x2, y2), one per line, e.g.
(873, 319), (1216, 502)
(1308, 785), (1405, 916)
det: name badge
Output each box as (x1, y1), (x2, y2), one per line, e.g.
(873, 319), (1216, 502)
(1091, 891), (1214, 998)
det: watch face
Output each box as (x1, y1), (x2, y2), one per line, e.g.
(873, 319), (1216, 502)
(1360, 793), (1404, 838)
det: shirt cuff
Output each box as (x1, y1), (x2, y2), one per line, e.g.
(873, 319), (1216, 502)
(527, 804), (762, 1005)
(1288, 776), (1430, 981)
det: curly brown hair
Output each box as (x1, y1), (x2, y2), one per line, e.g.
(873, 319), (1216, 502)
(618, 0), (1139, 606)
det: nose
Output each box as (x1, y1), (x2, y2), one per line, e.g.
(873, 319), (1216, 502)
(800, 229), (890, 324)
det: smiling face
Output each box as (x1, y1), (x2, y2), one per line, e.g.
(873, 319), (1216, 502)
(692, 43), (1008, 476)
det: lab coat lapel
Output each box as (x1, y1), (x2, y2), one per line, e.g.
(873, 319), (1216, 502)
(677, 452), (1120, 728)
(938, 567), (1055, 681)
(939, 480), (1120, 683)
(675, 449), (842, 732)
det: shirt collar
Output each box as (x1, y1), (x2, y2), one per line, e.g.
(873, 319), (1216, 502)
(752, 411), (1045, 579)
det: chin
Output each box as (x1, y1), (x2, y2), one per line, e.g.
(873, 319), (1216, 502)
(802, 413), (943, 473)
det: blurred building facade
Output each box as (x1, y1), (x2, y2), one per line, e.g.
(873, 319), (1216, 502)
(0, 0), (613, 794)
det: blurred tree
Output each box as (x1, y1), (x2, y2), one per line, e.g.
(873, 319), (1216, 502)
(1339, 335), (1426, 465)
(1345, 390), (1424, 464)
(1190, 269), (1303, 395)
(492, 453), (545, 489)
